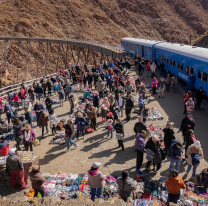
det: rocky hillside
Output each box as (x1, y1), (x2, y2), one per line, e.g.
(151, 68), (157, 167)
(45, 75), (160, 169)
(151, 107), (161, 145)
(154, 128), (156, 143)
(1, 0), (208, 44)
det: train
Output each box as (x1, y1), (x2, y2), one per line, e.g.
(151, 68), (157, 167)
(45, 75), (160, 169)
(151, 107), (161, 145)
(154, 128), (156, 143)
(121, 37), (208, 94)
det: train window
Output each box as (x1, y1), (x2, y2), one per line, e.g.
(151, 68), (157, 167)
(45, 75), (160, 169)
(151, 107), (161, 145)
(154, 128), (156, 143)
(186, 66), (194, 75)
(177, 62), (183, 71)
(203, 73), (207, 82)
(164, 57), (168, 63)
(159, 55), (163, 61)
(130, 45), (135, 50)
(170, 59), (175, 67)
(197, 70), (202, 79)
(190, 67), (194, 75)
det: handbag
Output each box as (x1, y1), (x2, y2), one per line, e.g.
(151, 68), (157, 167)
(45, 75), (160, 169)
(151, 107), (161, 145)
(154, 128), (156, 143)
(116, 133), (123, 140)
(27, 140), (34, 146)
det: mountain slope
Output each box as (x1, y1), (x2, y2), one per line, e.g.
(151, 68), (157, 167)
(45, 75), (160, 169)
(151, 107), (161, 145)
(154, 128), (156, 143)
(0, 0), (208, 44)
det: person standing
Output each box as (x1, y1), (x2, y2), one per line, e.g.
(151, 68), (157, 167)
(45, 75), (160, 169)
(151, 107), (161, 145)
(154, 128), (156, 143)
(46, 79), (53, 96)
(151, 77), (158, 95)
(185, 98), (195, 114)
(158, 78), (166, 98)
(93, 92), (100, 115)
(184, 129), (196, 158)
(134, 116), (147, 135)
(116, 170), (136, 202)
(172, 76), (177, 94)
(96, 79), (105, 99)
(118, 93), (124, 117)
(182, 141), (204, 182)
(183, 91), (193, 114)
(75, 112), (86, 140)
(166, 74), (171, 92)
(34, 83), (44, 101)
(64, 83), (71, 101)
(18, 124), (36, 151)
(87, 162), (105, 202)
(49, 109), (58, 135)
(165, 170), (186, 206)
(146, 62), (151, 77)
(195, 87), (206, 110)
(125, 95), (134, 121)
(58, 88), (64, 107)
(114, 119), (125, 151)
(135, 130), (146, 175)
(63, 120), (78, 152)
(163, 122), (175, 156)
(187, 74), (196, 92)
(34, 101), (44, 126)
(39, 111), (49, 139)
(24, 106), (33, 128)
(45, 95), (53, 112)
(145, 135), (163, 172)
(6, 148), (27, 189)
(29, 165), (46, 198)
(169, 141), (184, 173)
(138, 94), (144, 115)
(88, 105), (97, 131)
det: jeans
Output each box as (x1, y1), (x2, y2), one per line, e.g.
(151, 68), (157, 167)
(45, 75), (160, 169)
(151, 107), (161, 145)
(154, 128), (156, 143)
(48, 88), (51, 95)
(34, 186), (45, 197)
(186, 164), (197, 177)
(37, 93), (45, 101)
(91, 188), (102, 201)
(169, 158), (181, 173)
(187, 83), (193, 92)
(42, 125), (48, 137)
(108, 129), (113, 138)
(147, 70), (150, 77)
(137, 150), (144, 170)
(166, 84), (170, 92)
(6, 113), (11, 124)
(119, 105), (123, 117)
(77, 130), (84, 139)
(59, 99), (64, 107)
(66, 136), (77, 150)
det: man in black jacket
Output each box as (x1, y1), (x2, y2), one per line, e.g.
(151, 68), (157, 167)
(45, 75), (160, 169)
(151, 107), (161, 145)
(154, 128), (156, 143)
(125, 95), (134, 121)
(134, 116), (147, 134)
(195, 87), (206, 110)
(34, 84), (44, 101)
(87, 73), (93, 88)
(34, 101), (45, 125)
(45, 96), (53, 112)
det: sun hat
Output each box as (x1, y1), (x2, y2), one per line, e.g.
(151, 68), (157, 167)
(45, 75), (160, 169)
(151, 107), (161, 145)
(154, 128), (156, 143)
(194, 141), (201, 148)
(92, 162), (102, 168)
(9, 148), (16, 155)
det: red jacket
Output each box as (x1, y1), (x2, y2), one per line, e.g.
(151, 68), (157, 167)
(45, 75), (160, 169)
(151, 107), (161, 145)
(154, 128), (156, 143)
(20, 88), (25, 98)
(0, 141), (9, 156)
(146, 64), (151, 71)
(183, 94), (193, 104)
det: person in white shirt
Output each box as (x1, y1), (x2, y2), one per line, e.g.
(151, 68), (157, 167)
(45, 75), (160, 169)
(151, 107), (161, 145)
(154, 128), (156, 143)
(150, 62), (157, 73)
(118, 93), (124, 117)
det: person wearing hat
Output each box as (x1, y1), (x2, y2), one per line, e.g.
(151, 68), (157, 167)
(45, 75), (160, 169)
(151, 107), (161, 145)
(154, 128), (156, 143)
(87, 162), (105, 201)
(185, 98), (195, 113)
(145, 135), (163, 172)
(182, 141), (204, 182)
(6, 148), (27, 189)
(29, 165), (45, 197)
(183, 91), (193, 114)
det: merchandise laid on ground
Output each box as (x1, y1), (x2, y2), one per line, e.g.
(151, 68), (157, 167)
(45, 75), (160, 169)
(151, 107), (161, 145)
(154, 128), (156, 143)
(23, 172), (208, 205)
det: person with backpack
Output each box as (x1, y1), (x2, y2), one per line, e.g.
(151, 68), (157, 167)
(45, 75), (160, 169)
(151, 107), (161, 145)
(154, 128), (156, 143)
(116, 170), (136, 202)
(63, 119), (78, 152)
(45, 95), (53, 112)
(58, 88), (64, 107)
(165, 170), (186, 206)
(169, 140), (184, 173)
(163, 122), (175, 156)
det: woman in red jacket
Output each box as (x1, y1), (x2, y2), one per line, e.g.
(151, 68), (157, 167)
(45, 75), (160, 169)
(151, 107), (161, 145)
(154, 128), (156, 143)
(0, 137), (9, 156)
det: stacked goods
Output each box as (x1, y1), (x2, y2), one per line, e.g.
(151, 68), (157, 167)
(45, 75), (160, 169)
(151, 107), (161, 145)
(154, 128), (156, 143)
(147, 108), (163, 121)
(0, 156), (11, 186)
(16, 151), (38, 164)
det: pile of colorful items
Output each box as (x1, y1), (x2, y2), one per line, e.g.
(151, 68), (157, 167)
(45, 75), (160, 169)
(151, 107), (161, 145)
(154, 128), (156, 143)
(146, 108), (163, 121)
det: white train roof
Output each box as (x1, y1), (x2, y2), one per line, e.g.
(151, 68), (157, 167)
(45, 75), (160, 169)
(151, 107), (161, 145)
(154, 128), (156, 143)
(155, 42), (208, 63)
(121, 37), (161, 47)
(121, 37), (208, 63)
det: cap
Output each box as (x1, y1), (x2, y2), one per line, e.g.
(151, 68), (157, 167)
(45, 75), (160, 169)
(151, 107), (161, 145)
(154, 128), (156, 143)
(92, 162), (102, 168)
(152, 135), (159, 142)
(194, 141), (201, 148)
(9, 148), (16, 155)
(107, 112), (113, 116)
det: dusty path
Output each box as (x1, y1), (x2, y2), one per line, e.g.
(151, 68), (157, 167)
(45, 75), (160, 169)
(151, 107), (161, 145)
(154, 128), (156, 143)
(5, 69), (208, 185)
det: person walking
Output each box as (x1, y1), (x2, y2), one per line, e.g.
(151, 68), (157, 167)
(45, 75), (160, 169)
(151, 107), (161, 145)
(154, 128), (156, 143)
(45, 95), (53, 112)
(118, 93), (124, 117)
(195, 87), (206, 110)
(184, 129), (196, 158)
(146, 62), (151, 77)
(151, 77), (158, 95)
(75, 112), (86, 140)
(116, 170), (136, 202)
(63, 119), (78, 152)
(29, 165), (46, 198)
(163, 122), (175, 156)
(166, 74), (171, 92)
(24, 106), (33, 128)
(88, 105), (97, 131)
(58, 88), (64, 107)
(135, 130), (146, 175)
(6, 148), (27, 189)
(4, 102), (13, 124)
(39, 111), (49, 139)
(169, 140), (184, 173)
(125, 94), (134, 121)
(87, 162), (105, 202)
(165, 170), (186, 206)
(49, 109), (58, 135)
(18, 124), (36, 151)
(182, 141), (204, 182)
(138, 94), (144, 115)
(114, 119), (125, 151)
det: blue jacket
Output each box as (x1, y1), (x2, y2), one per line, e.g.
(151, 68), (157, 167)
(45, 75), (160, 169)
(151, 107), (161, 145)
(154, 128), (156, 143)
(105, 74), (110, 82)
(75, 117), (86, 131)
(188, 76), (196, 84)
(191, 153), (200, 166)
(138, 94), (144, 107)
(34, 103), (44, 116)
(170, 140), (184, 160)
(83, 91), (91, 100)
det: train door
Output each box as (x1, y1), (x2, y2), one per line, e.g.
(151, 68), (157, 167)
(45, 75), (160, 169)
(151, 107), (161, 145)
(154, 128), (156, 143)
(142, 46), (144, 57)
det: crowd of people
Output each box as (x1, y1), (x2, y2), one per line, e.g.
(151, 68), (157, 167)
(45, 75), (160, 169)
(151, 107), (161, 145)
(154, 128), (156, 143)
(0, 56), (207, 205)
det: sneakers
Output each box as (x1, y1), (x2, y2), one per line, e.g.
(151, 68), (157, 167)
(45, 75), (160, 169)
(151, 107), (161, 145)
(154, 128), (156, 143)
(74, 145), (79, 149)
(65, 149), (70, 152)
(136, 169), (142, 175)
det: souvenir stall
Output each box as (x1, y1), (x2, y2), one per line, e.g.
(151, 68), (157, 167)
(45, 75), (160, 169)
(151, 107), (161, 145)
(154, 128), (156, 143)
(0, 151), (39, 185)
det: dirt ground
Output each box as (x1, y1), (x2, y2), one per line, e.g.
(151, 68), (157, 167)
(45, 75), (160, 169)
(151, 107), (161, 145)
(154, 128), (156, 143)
(4, 69), (208, 189)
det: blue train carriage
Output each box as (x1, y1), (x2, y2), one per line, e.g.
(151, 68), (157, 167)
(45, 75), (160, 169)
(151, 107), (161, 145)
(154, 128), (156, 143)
(154, 43), (208, 94)
(121, 38), (159, 60)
